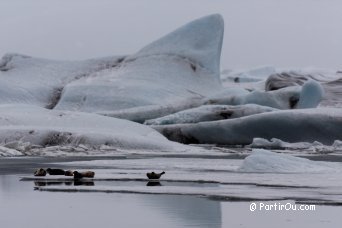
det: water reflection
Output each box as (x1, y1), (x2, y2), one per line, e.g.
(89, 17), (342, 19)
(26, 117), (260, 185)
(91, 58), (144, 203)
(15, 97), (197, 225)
(0, 175), (222, 228)
(34, 181), (64, 187)
(146, 181), (162, 186)
(74, 180), (95, 186)
(33, 180), (95, 187)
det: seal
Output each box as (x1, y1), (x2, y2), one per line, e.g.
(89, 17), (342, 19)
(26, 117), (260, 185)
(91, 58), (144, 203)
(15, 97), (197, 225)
(46, 168), (66, 175)
(73, 171), (95, 179)
(34, 168), (47, 176)
(146, 171), (165, 180)
(64, 170), (74, 176)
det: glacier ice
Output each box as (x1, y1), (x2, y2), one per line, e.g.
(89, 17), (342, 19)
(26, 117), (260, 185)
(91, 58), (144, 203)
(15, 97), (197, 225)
(0, 53), (125, 108)
(0, 14), (341, 155)
(98, 99), (203, 123)
(205, 86), (301, 109)
(0, 14), (227, 154)
(297, 80), (324, 109)
(0, 14), (225, 123)
(207, 79), (324, 110)
(144, 104), (276, 125)
(248, 138), (342, 154)
(0, 104), (184, 151)
(54, 14), (224, 115)
(238, 149), (336, 173)
(264, 69), (342, 107)
(131, 14), (224, 75)
(153, 108), (342, 145)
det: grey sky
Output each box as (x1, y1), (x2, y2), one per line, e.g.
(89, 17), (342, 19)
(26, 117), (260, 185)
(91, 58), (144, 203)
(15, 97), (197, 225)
(0, 0), (341, 70)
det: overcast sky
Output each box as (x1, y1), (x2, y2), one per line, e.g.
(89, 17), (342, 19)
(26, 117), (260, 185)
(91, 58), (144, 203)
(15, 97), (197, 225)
(0, 0), (341, 70)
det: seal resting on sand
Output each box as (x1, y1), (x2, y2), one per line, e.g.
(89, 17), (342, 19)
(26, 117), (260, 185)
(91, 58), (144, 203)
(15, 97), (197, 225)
(34, 168), (47, 176)
(146, 171), (165, 180)
(46, 168), (66, 175)
(73, 171), (95, 179)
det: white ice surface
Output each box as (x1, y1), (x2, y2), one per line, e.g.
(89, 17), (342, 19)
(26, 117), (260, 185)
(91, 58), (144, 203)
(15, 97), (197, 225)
(248, 138), (342, 154)
(297, 80), (324, 109)
(207, 80), (324, 110)
(98, 99), (203, 123)
(238, 149), (337, 173)
(0, 15), (227, 155)
(154, 108), (342, 145)
(54, 14), (224, 115)
(0, 53), (124, 108)
(0, 14), (341, 158)
(263, 69), (342, 108)
(0, 104), (185, 151)
(145, 104), (276, 125)
(131, 14), (223, 75)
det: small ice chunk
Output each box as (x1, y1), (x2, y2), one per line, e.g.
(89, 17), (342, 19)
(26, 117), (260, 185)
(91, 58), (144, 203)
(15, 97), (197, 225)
(239, 149), (336, 173)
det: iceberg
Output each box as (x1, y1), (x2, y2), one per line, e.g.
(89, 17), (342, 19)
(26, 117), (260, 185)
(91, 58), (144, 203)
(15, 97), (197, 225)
(1, 14), (341, 158)
(265, 71), (309, 91)
(0, 104), (184, 151)
(238, 149), (336, 173)
(0, 14), (228, 154)
(248, 138), (315, 150)
(206, 79), (323, 110)
(297, 80), (324, 109)
(54, 14), (224, 117)
(153, 108), (342, 145)
(0, 53), (124, 108)
(144, 104), (276, 125)
(265, 70), (342, 107)
(98, 99), (203, 123)
(0, 14), (224, 123)
(249, 138), (342, 154)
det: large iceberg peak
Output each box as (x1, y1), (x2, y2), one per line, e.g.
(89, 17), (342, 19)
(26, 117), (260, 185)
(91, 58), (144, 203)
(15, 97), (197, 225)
(131, 14), (224, 74)
(54, 14), (224, 115)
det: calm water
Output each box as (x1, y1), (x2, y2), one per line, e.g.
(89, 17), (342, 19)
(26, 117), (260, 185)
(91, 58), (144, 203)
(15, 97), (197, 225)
(1, 174), (341, 228)
(0, 175), (221, 228)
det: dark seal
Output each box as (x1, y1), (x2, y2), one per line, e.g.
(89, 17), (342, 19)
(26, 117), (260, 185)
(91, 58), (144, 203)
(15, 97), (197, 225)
(73, 171), (95, 179)
(46, 168), (66, 175)
(34, 168), (47, 176)
(146, 171), (165, 180)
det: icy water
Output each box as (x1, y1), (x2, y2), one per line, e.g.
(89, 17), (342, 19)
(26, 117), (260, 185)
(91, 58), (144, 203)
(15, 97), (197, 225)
(1, 155), (342, 227)
(0, 175), (221, 228)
